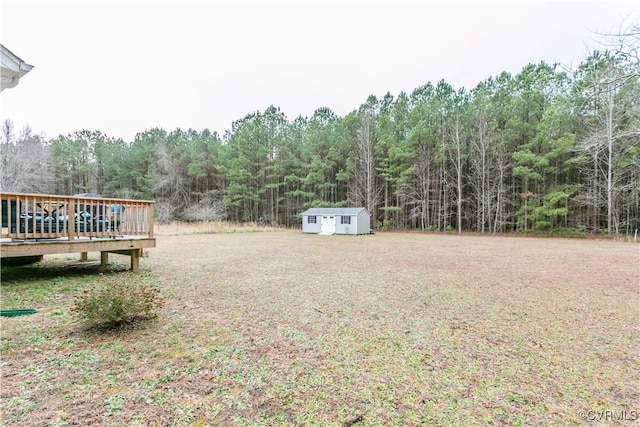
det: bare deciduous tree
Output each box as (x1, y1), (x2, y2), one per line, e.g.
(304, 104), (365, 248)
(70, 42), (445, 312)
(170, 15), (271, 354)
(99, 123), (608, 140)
(447, 109), (465, 233)
(153, 144), (191, 215)
(349, 101), (382, 217)
(598, 18), (640, 62)
(0, 119), (53, 193)
(398, 129), (433, 231)
(576, 50), (639, 234)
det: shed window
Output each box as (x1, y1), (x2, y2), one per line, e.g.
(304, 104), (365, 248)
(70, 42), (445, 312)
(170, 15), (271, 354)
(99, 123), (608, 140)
(341, 216), (351, 224)
(308, 216), (317, 224)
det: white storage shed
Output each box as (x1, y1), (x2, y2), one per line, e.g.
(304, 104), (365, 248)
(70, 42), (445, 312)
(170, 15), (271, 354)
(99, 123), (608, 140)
(301, 207), (371, 235)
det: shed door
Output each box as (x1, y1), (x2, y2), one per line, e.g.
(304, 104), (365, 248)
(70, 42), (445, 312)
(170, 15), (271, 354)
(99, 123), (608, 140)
(320, 215), (336, 234)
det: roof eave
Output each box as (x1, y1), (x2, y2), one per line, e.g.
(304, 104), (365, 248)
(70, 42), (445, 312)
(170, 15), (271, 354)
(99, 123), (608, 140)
(0, 44), (34, 91)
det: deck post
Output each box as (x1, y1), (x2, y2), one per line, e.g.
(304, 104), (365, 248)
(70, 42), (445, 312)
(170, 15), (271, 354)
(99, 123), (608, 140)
(148, 204), (155, 237)
(130, 249), (140, 271)
(68, 199), (76, 240)
(80, 252), (88, 261)
(100, 252), (109, 265)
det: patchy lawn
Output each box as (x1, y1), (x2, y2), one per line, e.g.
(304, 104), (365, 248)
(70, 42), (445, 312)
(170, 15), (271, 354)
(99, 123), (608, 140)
(1, 230), (638, 426)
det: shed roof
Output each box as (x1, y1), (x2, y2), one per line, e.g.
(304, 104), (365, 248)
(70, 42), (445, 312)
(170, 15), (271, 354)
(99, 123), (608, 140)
(301, 207), (368, 216)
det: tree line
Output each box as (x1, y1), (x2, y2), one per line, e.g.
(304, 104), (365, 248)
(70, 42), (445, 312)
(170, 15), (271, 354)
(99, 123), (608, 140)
(1, 42), (639, 236)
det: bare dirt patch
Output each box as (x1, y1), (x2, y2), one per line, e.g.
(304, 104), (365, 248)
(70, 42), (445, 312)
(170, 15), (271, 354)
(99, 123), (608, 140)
(1, 230), (638, 426)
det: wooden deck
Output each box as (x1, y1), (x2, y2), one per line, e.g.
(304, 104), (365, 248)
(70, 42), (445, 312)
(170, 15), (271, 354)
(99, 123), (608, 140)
(1, 192), (155, 270)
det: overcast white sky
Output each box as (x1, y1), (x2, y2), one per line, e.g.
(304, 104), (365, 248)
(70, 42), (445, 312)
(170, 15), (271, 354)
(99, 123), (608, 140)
(1, 0), (638, 142)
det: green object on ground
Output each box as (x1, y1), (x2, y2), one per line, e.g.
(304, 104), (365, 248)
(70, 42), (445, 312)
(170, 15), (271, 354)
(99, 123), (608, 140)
(1, 309), (38, 317)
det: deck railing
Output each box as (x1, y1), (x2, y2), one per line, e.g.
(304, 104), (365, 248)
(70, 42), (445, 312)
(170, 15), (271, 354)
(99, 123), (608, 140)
(1, 192), (155, 241)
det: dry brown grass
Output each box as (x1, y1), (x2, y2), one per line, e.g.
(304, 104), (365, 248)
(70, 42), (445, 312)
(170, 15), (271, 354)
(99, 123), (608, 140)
(154, 221), (283, 236)
(1, 230), (638, 426)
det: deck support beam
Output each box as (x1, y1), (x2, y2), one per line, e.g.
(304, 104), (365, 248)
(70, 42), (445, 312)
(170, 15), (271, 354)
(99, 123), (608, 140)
(107, 249), (141, 270)
(1, 238), (155, 271)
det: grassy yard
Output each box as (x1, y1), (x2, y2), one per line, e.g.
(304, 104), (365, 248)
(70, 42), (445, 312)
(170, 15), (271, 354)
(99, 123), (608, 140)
(1, 230), (638, 426)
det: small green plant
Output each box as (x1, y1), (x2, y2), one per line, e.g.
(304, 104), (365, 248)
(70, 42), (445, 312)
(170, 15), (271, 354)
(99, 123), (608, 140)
(375, 219), (394, 231)
(72, 273), (163, 328)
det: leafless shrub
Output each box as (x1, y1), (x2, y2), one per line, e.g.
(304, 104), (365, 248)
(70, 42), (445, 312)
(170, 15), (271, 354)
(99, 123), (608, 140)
(154, 201), (176, 224)
(181, 197), (227, 222)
